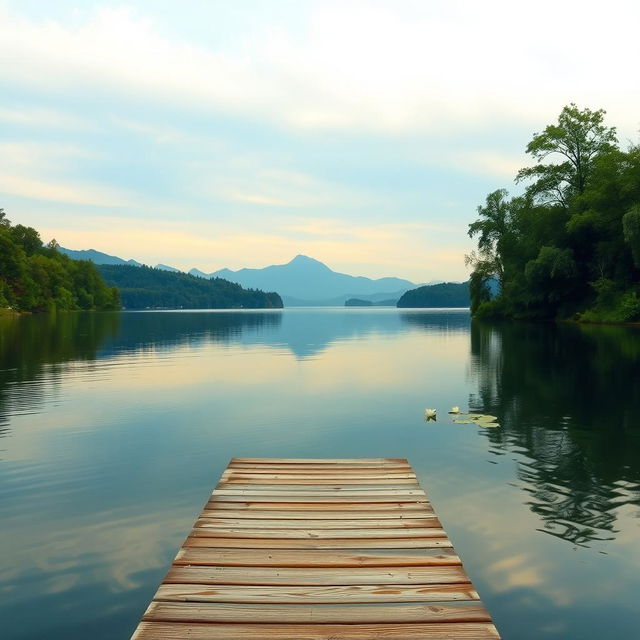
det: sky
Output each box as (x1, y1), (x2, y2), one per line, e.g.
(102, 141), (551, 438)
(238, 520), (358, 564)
(1, 0), (639, 282)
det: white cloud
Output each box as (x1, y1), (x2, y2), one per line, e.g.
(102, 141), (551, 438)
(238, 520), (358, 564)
(0, 173), (131, 207)
(0, 2), (638, 136)
(0, 142), (134, 207)
(0, 106), (91, 130)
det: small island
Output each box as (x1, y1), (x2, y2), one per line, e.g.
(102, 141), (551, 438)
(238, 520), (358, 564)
(345, 298), (373, 307)
(397, 282), (470, 308)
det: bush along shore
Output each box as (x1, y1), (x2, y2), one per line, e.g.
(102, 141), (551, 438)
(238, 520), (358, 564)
(466, 104), (640, 323)
(0, 209), (120, 313)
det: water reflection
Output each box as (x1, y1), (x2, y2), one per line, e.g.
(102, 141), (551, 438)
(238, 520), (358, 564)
(469, 321), (640, 546)
(2, 309), (640, 640)
(99, 310), (282, 356)
(400, 309), (471, 332)
(0, 313), (120, 432)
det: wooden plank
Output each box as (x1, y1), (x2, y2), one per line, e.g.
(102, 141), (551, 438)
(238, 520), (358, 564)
(144, 600), (491, 624)
(220, 469), (417, 482)
(225, 466), (416, 474)
(191, 526), (444, 539)
(227, 466), (414, 474)
(216, 474), (420, 489)
(183, 536), (454, 549)
(195, 517), (439, 529)
(212, 488), (427, 496)
(231, 457), (410, 464)
(132, 622), (501, 639)
(199, 508), (436, 519)
(154, 583), (480, 604)
(209, 495), (429, 504)
(130, 458), (500, 639)
(174, 547), (461, 567)
(205, 500), (430, 511)
(164, 565), (471, 585)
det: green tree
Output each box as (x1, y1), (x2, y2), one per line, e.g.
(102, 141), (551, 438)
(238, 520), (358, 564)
(467, 105), (638, 322)
(622, 205), (640, 268)
(0, 208), (121, 312)
(10, 224), (42, 255)
(468, 189), (510, 288)
(516, 104), (617, 207)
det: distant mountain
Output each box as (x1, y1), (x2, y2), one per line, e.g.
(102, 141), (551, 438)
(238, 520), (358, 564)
(397, 282), (470, 308)
(60, 248), (451, 306)
(155, 263), (181, 273)
(97, 264), (282, 310)
(194, 255), (419, 303)
(58, 247), (142, 267)
(189, 267), (210, 278)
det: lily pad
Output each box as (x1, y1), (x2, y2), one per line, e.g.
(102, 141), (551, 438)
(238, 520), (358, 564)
(452, 412), (500, 428)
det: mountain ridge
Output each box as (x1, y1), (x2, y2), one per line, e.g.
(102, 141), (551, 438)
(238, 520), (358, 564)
(58, 248), (441, 304)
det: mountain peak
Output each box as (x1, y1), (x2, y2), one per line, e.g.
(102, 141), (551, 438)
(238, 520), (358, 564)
(288, 254), (323, 265)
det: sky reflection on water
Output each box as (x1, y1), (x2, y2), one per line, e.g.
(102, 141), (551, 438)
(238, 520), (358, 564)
(1, 309), (639, 639)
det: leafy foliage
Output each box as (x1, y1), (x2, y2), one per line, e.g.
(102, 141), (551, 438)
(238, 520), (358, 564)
(97, 264), (283, 309)
(397, 281), (469, 308)
(468, 106), (640, 322)
(0, 210), (120, 312)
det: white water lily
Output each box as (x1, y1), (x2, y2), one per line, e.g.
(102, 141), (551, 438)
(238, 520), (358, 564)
(425, 408), (437, 419)
(449, 406), (460, 414)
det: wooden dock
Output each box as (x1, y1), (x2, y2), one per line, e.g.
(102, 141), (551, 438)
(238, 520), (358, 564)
(132, 457), (500, 639)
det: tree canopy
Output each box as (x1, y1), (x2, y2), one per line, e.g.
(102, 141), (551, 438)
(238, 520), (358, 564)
(0, 210), (120, 312)
(467, 105), (640, 323)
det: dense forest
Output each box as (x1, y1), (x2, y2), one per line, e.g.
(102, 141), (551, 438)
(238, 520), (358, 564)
(0, 210), (120, 312)
(467, 104), (640, 322)
(98, 264), (283, 309)
(397, 281), (470, 308)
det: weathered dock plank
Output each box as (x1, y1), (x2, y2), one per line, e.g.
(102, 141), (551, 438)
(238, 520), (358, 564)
(131, 458), (500, 639)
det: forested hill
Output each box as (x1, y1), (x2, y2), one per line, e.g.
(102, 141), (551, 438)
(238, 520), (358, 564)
(467, 104), (640, 323)
(0, 210), (120, 312)
(397, 282), (469, 308)
(98, 264), (283, 309)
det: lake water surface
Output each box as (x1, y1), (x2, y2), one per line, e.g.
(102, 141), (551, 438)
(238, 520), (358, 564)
(1, 308), (639, 639)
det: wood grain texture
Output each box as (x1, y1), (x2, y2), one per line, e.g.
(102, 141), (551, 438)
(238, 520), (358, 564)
(174, 547), (461, 567)
(143, 600), (492, 623)
(154, 583), (480, 604)
(205, 500), (430, 511)
(164, 565), (471, 586)
(132, 622), (501, 639)
(212, 488), (428, 496)
(129, 457), (500, 639)
(220, 474), (418, 482)
(198, 507), (436, 519)
(194, 517), (439, 528)
(193, 523), (443, 538)
(183, 536), (454, 549)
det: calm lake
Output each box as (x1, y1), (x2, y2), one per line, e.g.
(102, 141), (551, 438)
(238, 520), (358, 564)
(1, 308), (639, 639)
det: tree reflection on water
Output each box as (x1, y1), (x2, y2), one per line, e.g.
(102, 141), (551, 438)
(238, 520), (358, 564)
(469, 321), (640, 546)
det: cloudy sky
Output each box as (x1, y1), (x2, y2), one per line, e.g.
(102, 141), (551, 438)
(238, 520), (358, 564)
(1, 0), (638, 281)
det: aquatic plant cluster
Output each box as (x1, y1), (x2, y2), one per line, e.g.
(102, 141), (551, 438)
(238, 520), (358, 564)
(424, 407), (500, 428)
